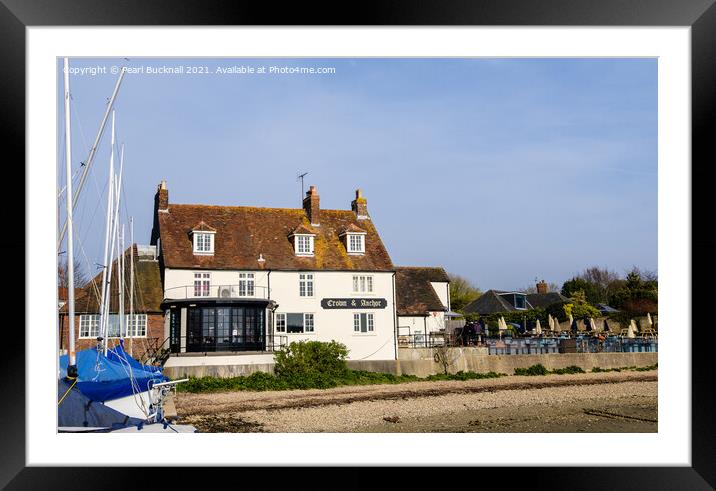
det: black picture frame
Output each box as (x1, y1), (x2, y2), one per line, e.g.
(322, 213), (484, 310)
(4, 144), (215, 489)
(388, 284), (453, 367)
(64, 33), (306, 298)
(5, 0), (714, 488)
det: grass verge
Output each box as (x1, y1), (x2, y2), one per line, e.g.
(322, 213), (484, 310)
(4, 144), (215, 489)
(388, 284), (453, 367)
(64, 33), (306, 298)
(176, 369), (505, 393)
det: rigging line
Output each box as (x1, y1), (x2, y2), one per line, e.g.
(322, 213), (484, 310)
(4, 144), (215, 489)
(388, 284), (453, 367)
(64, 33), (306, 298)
(56, 131), (67, 202)
(76, 236), (102, 305)
(107, 346), (148, 417)
(70, 96), (93, 157)
(76, 176), (108, 270)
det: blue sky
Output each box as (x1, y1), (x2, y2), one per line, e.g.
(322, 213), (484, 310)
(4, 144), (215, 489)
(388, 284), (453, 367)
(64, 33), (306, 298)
(57, 57), (657, 291)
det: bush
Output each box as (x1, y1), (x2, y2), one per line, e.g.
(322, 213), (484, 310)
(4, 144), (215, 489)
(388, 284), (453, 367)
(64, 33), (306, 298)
(551, 365), (585, 375)
(514, 364), (549, 376)
(273, 340), (350, 389)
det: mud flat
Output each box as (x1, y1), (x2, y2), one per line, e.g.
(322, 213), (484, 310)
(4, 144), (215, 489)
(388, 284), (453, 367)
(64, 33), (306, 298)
(176, 371), (657, 433)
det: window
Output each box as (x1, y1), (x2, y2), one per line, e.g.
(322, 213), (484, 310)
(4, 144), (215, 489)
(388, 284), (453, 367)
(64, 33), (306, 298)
(79, 314), (99, 338)
(352, 275), (374, 293)
(281, 312), (315, 333)
(353, 313), (374, 333)
(347, 233), (365, 254)
(238, 273), (255, 296)
(194, 272), (210, 297)
(275, 313), (286, 333)
(299, 273), (314, 297)
(127, 314), (147, 337)
(295, 235), (314, 255)
(193, 232), (214, 255)
(79, 314), (145, 338)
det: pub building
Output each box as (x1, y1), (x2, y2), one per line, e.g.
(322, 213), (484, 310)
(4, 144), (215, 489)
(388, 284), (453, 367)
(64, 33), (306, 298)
(152, 181), (402, 364)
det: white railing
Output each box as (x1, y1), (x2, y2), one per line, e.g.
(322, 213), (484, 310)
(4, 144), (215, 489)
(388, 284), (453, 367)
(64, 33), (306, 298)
(164, 284), (270, 300)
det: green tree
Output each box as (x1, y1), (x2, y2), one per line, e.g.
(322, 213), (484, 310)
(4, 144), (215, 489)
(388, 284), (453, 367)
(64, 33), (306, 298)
(561, 277), (600, 304)
(561, 266), (622, 304)
(448, 274), (481, 312)
(609, 267), (658, 314)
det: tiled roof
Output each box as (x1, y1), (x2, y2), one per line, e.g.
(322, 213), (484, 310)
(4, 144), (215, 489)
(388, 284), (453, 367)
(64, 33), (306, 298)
(61, 244), (164, 314)
(157, 204), (394, 271)
(290, 223), (317, 236)
(340, 223), (367, 235)
(462, 290), (516, 314)
(395, 266), (449, 315)
(192, 221), (216, 232)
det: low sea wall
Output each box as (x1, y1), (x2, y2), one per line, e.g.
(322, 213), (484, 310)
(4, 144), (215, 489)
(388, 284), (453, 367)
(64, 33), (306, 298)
(396, 348), (657, 377)
(163, 348), (657, 379)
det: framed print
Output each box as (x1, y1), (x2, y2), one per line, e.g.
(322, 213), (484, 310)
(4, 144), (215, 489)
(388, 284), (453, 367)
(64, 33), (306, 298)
(6, 0), (715, 488)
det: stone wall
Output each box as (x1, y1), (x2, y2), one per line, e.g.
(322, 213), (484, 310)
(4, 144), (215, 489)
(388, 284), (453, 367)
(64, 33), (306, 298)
(396, 348), (657, 377)
(161, 348), (656, 379)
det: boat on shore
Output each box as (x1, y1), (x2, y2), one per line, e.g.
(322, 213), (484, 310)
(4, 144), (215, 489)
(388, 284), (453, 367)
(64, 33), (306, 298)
(57, 57), (193, 433)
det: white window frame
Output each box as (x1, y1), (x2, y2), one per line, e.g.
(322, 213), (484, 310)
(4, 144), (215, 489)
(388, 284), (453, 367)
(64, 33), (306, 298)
(299, 273), (314, 297)
(304, 313), (315, 333)
(275, 313), (286, 333)
(193, 231), (215, 255)
(79, 314), (100, 339)
(277, 312), (315, 334)
(79, 314), (147, 339)
(194, 272), (211, 297)
(294, 234), (315, 256)
(353, 312), (375, 334)
(238, 272), (255, 297)
(126, 314), (148, 338)
(346, 233), (366, 254)
(352, 274), (374, 293)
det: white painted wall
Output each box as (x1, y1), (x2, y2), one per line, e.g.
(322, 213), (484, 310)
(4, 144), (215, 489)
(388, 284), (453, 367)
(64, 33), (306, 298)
(430, 281), (450, 310)
(163, 268), (397, 361)
(398, 312), (446, 336)
(164, 268), (271, 299)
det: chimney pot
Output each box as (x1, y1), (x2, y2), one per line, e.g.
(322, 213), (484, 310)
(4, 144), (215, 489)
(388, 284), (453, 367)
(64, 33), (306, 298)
(351, 188), (368, 219)
(156, 180), (169, 211)
(303, 185), (320, 226)
(536, 280), (548, 294)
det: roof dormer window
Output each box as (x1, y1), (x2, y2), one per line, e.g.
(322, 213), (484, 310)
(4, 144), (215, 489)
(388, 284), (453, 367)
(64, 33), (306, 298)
(191, 221), (216, 256)
(294, 235), (315, 256)
(340, 224), (367, 255)
(193, 232), (214, 255)
(347, 233), (365, 254)
(290, 224), (316, 257)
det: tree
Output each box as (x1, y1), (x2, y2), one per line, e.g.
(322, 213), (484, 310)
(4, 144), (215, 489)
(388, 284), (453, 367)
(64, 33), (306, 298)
(448, 274), (481, 312)
(57, 254), (89, 289)
(609, 267), (658, 314)
(561, 277), (600, 304)
(561, 266), (621, 304)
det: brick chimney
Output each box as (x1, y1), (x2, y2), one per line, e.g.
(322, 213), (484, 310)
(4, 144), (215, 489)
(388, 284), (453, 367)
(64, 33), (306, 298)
(536, 279), (548, 294)
(156, 180), (169, 212)
(303, 185), (320, 226)
(351, 189), (369, 220)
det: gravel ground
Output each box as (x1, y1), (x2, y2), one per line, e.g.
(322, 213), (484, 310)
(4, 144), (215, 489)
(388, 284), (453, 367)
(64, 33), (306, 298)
(175, 371), (657, 433)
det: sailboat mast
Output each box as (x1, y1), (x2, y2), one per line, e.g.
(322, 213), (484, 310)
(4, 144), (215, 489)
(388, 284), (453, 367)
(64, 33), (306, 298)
(129, 217), (134, 356)
(119, 224), (125, 340)
(63, 57), (77, 378)
(98, 111), (115, 349)
(57, 68), (126, 252)
(104, 144), (124, 356)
